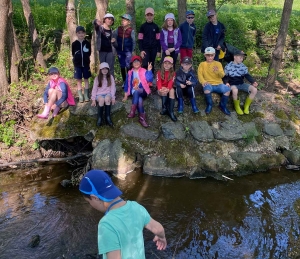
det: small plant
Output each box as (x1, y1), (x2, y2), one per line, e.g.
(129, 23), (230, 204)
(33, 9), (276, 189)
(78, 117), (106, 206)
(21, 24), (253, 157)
(0, 121), (17, 147)
(32, 141), (40, 150)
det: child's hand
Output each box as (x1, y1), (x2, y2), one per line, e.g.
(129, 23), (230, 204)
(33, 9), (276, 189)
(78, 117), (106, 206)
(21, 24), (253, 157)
(147, 62), (152, 71)
(156, 52), (161, 58)
(141, 51), (146, 58)
(213, 66), (219, 72)
(168, 48), (175, 53)
(180, 83), (186, 89)
(203, 82), (209, 86)
(122, 95), (128, 102)
(165, 50), (170, 56)
(111, 99), (116, 105)
(111, 38), (116, 43)
(252, 82), (258, 88)
(95, 19), (102, 26)
(91, 100), (96, 107)
(186, 80), (192, 85)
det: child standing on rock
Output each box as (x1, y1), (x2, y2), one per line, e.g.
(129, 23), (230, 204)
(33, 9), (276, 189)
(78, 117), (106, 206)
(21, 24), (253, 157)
(72, 26), (91, 103)
(123, 56), (153, 128)
(37, 67), (75, 119)
(91, 62), (116, 127)
(224, 50), (258, 115)
(157, 56), (177, 121)
(175, 57), (199, 114)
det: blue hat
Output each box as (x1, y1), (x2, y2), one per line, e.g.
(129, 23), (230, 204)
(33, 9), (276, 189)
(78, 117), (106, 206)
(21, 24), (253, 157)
(76, 26), (86, 33)
(186, 10), (195, 16)
(48, 67), (60, 74)
(121, 14), (132, 21)
(79, 170), (122, 202)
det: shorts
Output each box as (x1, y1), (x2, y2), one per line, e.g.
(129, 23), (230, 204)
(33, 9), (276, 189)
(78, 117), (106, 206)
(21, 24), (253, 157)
(231, 83), (250, 93)
(203, 84), (231, 94)
(74, 66), (91, 79)
(96, 93), (112, 99)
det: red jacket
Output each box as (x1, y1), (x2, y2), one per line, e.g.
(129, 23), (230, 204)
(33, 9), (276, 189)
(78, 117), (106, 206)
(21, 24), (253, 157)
(156, 70), (176, 90)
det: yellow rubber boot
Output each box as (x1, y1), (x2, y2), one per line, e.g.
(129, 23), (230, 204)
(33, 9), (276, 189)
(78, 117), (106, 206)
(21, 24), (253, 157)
(244, 97), (253, 114)
(233, 99), (244, 115)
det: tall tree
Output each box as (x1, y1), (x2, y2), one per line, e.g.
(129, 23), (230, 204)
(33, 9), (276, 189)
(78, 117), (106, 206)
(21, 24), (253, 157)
(265, 0), (294, 91)
(21, 0), (46, 69)
(207, 0), (216, 11)
(0, 0), (10, 95)
(95, 0), (108, 20)
(126, 0), (136, 38)
(6, 0), (21, 83)
(177, 0), (186, 25)
(66, 0), (77, 44)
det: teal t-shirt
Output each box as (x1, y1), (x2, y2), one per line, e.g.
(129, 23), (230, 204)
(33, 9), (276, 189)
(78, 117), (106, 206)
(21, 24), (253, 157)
(98, 200), (151, 259)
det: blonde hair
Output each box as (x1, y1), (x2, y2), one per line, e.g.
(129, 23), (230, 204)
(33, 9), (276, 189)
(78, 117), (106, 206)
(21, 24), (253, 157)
(160, 62), (175, 81)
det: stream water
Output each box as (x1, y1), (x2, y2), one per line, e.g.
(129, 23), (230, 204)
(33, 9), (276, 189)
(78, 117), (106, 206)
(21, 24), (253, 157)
(1, 165), (300, 259)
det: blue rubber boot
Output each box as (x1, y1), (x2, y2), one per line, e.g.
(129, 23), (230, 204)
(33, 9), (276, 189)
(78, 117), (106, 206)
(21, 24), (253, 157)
(190, 98), (199, 113)
(177, 98), (184, 114)
(204, 93), (213, 114)
(219, 95), (231, 115)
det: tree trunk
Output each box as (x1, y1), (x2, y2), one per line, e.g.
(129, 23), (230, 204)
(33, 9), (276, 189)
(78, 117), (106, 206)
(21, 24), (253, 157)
(20, 0), (46, 69)
(265, 0), (294, 92)
(126, 0), (136, 39)
(207, 0), (216, 11)
(66, 0), (77, 44)
(6, 0), (20, 83)
(177, 0), (186, 25)
(92, 0), (109, 72)
(0, 0), (10, 95)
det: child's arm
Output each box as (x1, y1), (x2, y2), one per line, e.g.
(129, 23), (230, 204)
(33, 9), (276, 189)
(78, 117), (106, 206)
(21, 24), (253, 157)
(160, 30), (168, 53)
(71, 41), (76, 57)
(156, 71), (162, 90)
(122, 74), (129, 102)
(155, 25), (161, 56)
(244, 69), (257, 86)
(112, 29), (118, 49)
(43, 83), (51, 104)
(111, 75), (116, 105)
(215, 62), (225, 78)
(167, 73), (176, 90)
(186, 70), (198, 87)
(55, 82), (68, 107)
(174, 29), (182, 54)
(197, 63), (207, 85)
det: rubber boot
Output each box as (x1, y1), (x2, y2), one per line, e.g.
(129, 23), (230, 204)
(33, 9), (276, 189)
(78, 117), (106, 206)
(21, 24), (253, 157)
(204, 93), (213, 114)
(160, 96), (168, 115)
(77, 90), (84, 103)
(121, 67), (127, 82)
(52, 106), (61, 117)
(139, 113), (149, 127)
(168, 98), (177, 122)
(233, 99), (244, 115)
(128, 104), (137, 118)
(84, 88), (90, 102)
(177, 98), (184, 114)
(37, 105), (50, 119)
(105, 104), (113, 127)
(96, 106), (104, 127)
(244, 96), (253, 114)
(190, 98), (199, 113)
(219, 95), (231, 115)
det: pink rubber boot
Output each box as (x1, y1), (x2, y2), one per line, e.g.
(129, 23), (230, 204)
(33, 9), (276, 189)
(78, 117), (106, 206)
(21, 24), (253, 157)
(52, 106), (61, 117)
(37, 105), (50, 119)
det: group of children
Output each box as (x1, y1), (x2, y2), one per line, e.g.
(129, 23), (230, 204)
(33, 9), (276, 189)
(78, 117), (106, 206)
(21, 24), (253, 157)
(37, 8), (258, 128)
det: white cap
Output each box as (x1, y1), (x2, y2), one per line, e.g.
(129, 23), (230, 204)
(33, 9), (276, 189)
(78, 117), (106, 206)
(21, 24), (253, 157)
(165, 13), (175, 21)
(104, 13), (114, 19)
(204, 47), (216, 54)
(100, 62), (109, 70)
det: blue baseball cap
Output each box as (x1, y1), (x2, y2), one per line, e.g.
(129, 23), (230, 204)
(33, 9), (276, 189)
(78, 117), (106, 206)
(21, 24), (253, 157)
(48, 67), (60, 74)
(186, 10), (195, 16)
(79, 170), (122, 202)
(121, 14), (132, 21)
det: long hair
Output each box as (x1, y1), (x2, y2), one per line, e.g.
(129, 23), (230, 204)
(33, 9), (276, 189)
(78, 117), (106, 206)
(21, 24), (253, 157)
(162, 19), (178, 30)
(97, 68), (112, 88)
(160, 63), (175, 81)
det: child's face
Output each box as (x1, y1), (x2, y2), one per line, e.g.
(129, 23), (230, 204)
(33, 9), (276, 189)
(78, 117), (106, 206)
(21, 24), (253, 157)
(49, 72), (59, 80)
(84, 196), (105, 213)
(186, 15), (195, 25)
(145, 13), (154, 23)
(132, 60), (141, 69)
(233, 55), (244, 64)
(166, 18), (174, 27)
(181, 63), (192, 72)
(205, 54), (215, 63)
(208, 14), (217, 23)
(122, 18), (130, 27)
(163, 61), (173, 70)
(104, 17), (114, 27)
(76, 31), (86, 41)
(101, 68), (109, 75)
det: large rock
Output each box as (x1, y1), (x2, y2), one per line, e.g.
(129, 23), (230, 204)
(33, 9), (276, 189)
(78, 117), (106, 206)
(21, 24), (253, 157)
(263, 123), (284, 136)
(161, 122), (186, 140)
(283, 149), (300, 165)
(189, 121), (214, 142)
(121, 124), (159, 140)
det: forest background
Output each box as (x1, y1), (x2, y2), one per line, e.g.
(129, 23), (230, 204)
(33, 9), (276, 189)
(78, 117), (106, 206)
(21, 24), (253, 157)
(0, 0), (299, 160)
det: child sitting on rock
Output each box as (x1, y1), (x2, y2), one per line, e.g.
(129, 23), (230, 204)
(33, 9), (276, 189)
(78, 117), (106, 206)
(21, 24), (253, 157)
(175, 56), (199, 114)
(197, 47), (231, 115)
(91, 62), (116, 127)
(223, 50), (258, 115)
(157, 56), (177, 121)
(37, 67), (75, 119)
(123, 55), (153, 127)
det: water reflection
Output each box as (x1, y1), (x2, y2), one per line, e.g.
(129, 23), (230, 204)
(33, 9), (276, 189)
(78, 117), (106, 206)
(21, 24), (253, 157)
(0, 166), (300, 259)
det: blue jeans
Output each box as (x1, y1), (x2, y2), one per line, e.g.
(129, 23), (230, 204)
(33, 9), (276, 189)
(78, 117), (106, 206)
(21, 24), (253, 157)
(203, 84), (231, 94)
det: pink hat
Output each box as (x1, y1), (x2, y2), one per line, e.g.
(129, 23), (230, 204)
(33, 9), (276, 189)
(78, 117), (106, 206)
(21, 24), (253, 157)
(163, 56), (173, 64)
(100, 62), (109, 70)
(145, 7), (154, 15)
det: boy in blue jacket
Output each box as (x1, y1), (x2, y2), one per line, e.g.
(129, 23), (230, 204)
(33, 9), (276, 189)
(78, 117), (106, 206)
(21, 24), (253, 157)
(179, 10), (196, 61)
(72, 26), (91, 102)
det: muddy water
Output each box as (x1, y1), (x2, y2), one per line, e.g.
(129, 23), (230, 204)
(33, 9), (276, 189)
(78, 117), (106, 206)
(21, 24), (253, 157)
(1, 166), (300, 259)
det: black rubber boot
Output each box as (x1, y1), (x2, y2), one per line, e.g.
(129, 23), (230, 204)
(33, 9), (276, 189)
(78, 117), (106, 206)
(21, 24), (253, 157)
(168, 98), (177, 122)
(97, 106), (104, 127)
(160, 96), (168, 115)
(105, 104), (113, 127)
